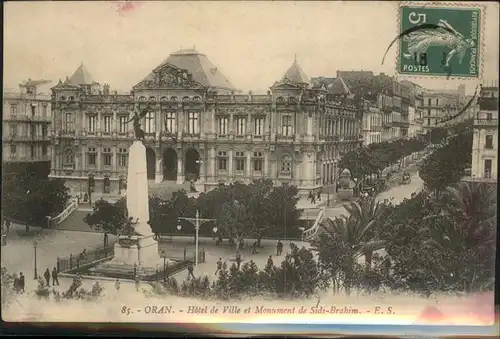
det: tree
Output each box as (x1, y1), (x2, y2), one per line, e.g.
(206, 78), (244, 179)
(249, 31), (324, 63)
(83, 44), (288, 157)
(419, 130), (473, 195)
(272, 243), (324, 298)
(343, 197), (388, 272)
(383, 181), (496, 295)
(246, 179), (275, 246)
(84, 198), (127, 247)
(264, 184), (301, 239)
(311, 199), (386, 295)
(217, 200), (252, 255)
(2, 173), (70, 226)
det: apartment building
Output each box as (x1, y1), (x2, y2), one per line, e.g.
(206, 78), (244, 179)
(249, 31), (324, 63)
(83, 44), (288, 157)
(2, 80), (52, 167)
(469, 85), (498, 182)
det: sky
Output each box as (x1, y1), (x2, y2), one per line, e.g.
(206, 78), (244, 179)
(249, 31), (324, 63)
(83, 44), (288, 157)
(4, 1), (499, 95)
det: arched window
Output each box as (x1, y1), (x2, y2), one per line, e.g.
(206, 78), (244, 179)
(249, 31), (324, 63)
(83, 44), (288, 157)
(276, 97), (284, 103)
(182, 96), (191, 102)
(170, 96), (178, 102)
(64, 149), (74, 164)
(138, 96), (147, 101)
(280, 154), (292, 175)
(149, 96), (156, 101)
(160, 96), (168, 102)
(288, 97), (297, 104)
(60, 96), (66, 101)
(193, 96), (202, 103)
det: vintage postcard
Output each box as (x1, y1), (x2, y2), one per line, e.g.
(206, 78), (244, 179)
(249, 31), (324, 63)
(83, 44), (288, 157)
(2, 1), (498, 337)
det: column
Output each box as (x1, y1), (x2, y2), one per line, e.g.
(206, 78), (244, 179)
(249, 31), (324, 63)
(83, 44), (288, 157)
(210, 147), (216, 182)
(177, 108), (183, 139)
(154, 155), (162, 183)
(270, 108), (276, 139)
(176, 156), (184, 184)
(211, 108), (216, 135)
(51, 145), (57, 175)
(306, 115), (313, 140)
(113, 110), (117, 133)
(247, 113), (252, 135)
(156, 107), (161, 138)
(264, 152), (269, 177)
(246, 151), (251, 180)
(80, 145), (86, 175)
(229, 113), (234, 136)
(97, 148), (101, 175)
(97, 111), (102, 134)
(228, 149), (234, 179)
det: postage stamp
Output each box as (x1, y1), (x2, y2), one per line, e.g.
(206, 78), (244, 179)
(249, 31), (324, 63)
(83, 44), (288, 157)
(398, 3), (482, 77)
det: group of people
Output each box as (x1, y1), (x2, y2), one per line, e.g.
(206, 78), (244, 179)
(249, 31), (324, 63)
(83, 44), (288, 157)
(12, 272), (25, 293)
(307, 190), (321, 204)
(43, 267), (60, 287)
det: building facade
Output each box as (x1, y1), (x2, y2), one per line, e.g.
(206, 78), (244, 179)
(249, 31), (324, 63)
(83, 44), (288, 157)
(50, 50), (363, 196)
(469, 85), (498, 182)
(400, 80), (425, 138)
(2, 80), (52, 166)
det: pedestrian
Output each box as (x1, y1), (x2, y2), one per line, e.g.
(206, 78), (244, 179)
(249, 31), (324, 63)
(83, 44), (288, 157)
(251, 241), (258, 254)
(13, 274), (20, 293)
(52, 267), (59, 286)
(5, 219), (10, 233)
(311, 193), (316, 204)
(44, 268), (51, 287)
(187, 263), (195, 280)
(135, 276), (140, 292)
(215, 257), (222, 275)
(308, 191), (314, 203)
(239, 238), (244, 249)
(236, 253), (242, 270)
(277, 240), (283, 256)
(316, 190), (321, 202)
(266, 255), (273, 268)
(115, 279), (120, 291)
(19, 272), (25, 293)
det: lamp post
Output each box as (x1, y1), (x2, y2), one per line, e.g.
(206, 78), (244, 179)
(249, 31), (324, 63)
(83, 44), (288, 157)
(33, 241), (38, 280)
(328, 159), (338, 207)
(160, 249), (167, 282)
(177, 210), (217, 267)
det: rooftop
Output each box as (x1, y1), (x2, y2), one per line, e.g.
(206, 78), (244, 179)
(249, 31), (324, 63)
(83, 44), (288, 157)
(280, 57), (310, 85)
(154, 48), (236, 91)
(69, 62), (95, 85)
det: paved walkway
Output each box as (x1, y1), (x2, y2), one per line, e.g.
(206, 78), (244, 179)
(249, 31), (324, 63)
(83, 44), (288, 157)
(165, 238), (309, 280)
(1, 223), (117, 292)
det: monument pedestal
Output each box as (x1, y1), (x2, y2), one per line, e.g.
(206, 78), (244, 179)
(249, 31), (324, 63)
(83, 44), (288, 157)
(113, 233), (159, 267)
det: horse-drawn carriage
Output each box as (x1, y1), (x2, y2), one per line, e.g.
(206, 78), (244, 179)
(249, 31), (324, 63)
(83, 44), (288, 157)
(401, 172), (411, 184)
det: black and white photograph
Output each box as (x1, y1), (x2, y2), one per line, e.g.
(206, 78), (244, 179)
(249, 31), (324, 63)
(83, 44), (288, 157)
(1, 1), (498, 336)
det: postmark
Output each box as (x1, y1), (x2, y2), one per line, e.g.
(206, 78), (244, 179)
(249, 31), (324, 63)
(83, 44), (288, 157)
(397, 3), (482, 78)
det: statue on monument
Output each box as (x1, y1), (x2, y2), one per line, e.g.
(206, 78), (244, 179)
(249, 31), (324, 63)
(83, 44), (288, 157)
(126, 104), (153, 141)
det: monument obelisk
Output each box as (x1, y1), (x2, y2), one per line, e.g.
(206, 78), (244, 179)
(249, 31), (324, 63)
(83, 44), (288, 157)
(111, 106), (160, 267)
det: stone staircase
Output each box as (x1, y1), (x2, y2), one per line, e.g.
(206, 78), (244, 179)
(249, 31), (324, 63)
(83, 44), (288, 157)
(310, 217), (335, 240)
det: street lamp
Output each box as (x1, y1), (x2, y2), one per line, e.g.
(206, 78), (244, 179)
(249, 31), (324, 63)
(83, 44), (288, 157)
(33, 241), (38, 280)
(177, 210), (216, 267)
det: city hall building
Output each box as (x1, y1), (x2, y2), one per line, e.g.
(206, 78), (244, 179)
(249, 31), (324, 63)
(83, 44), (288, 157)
(49, 49), (362, 196)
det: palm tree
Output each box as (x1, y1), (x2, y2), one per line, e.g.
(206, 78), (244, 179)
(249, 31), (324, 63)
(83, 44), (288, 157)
(342, 197), (387, 273)
(442, 181), (496, 247)
(421, 181), (497, 292)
